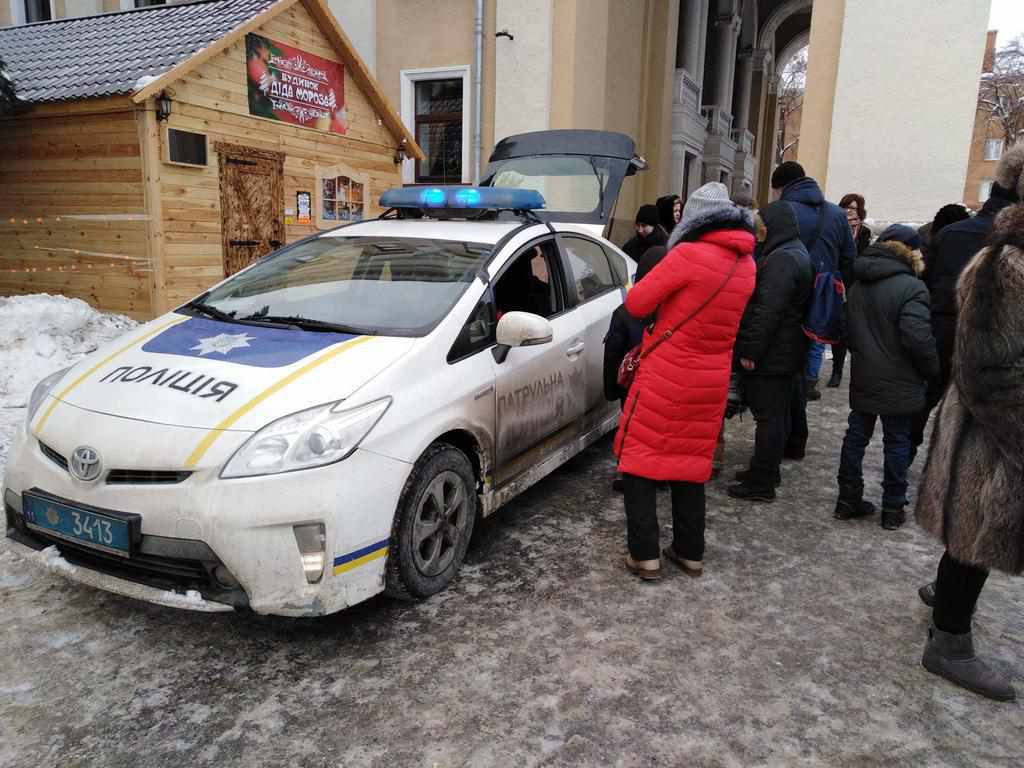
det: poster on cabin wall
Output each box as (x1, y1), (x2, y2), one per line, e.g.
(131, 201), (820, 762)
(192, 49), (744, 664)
(245, 33), (347, 134)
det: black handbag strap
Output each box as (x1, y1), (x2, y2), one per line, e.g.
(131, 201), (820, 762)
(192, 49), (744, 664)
(640, 255), (742, 361)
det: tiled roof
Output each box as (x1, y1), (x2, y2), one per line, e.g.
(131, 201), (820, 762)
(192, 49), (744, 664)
(0, 0), (279, 103)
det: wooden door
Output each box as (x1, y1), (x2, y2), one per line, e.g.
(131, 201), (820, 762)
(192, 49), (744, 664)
(216, 142), (285, 276)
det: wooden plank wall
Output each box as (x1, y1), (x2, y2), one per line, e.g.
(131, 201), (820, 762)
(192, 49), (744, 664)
(0, 98), (153, 318)
(158, 1), (403, 308)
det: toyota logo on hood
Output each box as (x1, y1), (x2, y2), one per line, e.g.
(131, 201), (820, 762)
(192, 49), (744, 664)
(70, 446), (103, 482)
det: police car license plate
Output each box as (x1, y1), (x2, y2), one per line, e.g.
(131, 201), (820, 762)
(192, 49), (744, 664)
(22, 492), (137, 558)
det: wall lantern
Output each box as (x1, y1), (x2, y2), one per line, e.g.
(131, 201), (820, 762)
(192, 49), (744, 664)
(156, 93), (172, 121)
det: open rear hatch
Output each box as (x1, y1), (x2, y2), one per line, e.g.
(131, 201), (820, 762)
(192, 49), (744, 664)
(481, 130), (646, 237)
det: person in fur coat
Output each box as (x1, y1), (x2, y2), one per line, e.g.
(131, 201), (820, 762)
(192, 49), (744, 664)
(914, 203), (1024, 703)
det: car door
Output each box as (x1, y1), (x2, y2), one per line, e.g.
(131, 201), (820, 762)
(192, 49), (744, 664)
(490, 237), (588, 482)
(557, 234), (628, 427)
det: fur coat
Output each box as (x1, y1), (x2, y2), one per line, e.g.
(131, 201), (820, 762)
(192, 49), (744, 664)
(916, 203), (1024, 574)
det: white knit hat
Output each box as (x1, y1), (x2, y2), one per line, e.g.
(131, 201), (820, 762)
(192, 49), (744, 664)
(680, 182), (735, 231)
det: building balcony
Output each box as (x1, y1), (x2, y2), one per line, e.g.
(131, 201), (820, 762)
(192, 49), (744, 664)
(702, 106), (734, 138)
(732, 129), (755, 154)
(673, 69), (702, 114)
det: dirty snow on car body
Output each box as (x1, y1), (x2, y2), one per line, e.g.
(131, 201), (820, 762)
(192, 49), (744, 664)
(0, 294), (137, 470)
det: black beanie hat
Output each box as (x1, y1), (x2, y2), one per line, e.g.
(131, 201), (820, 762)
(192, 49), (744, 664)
(635, 204), (660, 228)
(771, 161), (806, 190)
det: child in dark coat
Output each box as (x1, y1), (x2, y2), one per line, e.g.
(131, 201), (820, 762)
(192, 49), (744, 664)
(603, 247), (667, 404)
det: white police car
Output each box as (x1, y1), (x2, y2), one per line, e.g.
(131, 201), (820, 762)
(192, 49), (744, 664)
(3, 131), (645, 616)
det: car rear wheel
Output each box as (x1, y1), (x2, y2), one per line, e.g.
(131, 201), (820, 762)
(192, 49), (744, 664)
(385, 443), (477, 600)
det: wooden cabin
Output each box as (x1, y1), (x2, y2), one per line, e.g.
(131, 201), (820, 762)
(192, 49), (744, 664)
(0, 0), (422, 319)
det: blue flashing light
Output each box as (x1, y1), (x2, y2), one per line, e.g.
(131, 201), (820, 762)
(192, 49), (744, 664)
(380, 185), (545, 211)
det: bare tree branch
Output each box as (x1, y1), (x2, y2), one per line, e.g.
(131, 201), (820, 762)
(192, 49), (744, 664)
(978, 34), (1024, 147)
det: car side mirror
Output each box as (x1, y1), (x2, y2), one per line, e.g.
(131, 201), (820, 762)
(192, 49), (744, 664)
(492, 311), (553, 364)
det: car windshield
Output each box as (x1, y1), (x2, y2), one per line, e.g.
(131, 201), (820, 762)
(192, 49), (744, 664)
(196, 236), (492, 336)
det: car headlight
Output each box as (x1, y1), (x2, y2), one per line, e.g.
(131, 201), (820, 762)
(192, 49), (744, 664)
(220, 397), (392, 478)
(26, 366), (72, 428)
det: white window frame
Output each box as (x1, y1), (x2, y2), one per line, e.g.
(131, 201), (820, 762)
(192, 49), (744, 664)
(983, 138), (1004, 162)
(979, 179), (993, 202)
(399, 65), (471, 185)
(12, 0), (60, 24)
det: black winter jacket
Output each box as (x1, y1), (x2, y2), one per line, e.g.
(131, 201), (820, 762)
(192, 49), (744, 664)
(603, 305), (648, 402)
(926, 194), (1015, 319)
(846, 242), (939, 414)
(735, 201), (814, 376)
(779, 177), (857, 285)
(621, 227), (668, 262)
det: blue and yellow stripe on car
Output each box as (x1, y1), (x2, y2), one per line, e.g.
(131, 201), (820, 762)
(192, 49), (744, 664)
(334, 539), (389, 575)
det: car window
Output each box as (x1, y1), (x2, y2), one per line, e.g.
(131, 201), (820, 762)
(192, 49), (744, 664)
(197, 236), (491, 337)
(448, 289), (496, 363)
(603, 245), (628, 287)
(493, 241), (563, 321)
(562, 236), (617, 302)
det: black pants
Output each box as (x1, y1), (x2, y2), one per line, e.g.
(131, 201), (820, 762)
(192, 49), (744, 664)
(831, 343), (847, 380)
(622, 474), (705, 562)
(786, 374), (808, 456)
(933, 551), (989, 635)
(743, 373), (796, 489)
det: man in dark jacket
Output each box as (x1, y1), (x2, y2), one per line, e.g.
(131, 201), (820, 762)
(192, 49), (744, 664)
(727, 201), (814, 503)
(621, 204), (668, 262)
(835, 225), (939, 530)
(771, 162), (857, 454)
(911, 148), (1024, 461)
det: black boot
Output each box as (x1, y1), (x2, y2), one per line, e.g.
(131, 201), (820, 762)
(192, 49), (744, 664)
(827, 348), (846, 387)
(806, 380), (822, 401)
(834, 497), (876, 520)
(918, 581), (936, 607)
(922, 627), (1016, 702)
(881, 506), (906, 530)
(734, 468), (781, 488)
(726, 482), (776, 503)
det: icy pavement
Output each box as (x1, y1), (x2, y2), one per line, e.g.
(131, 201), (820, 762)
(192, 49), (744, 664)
(1, 301), (1021, 767)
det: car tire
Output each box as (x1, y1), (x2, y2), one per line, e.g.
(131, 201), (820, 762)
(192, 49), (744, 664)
(385, 443), (477, 600)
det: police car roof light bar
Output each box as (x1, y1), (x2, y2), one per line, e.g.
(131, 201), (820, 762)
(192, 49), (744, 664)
(379, 186), (546, 212)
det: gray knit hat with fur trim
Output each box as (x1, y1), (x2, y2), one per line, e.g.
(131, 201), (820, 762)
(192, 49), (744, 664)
(680, 182), (735, 231)
(995, 143), (1024, 201)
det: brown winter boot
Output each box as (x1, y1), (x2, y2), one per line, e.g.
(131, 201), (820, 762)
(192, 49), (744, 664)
(624, 555), (662, 581)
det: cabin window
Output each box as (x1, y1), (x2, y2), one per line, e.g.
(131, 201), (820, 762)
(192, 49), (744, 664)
(317, 166), (368, 228)
(24, 0), (51, 22)
(165, 129), (208, 167)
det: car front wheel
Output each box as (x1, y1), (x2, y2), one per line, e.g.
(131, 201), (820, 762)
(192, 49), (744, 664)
(385, 443), (477, 600)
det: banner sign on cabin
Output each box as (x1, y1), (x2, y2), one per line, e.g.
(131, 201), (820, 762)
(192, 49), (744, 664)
(245, 33), (347, 134)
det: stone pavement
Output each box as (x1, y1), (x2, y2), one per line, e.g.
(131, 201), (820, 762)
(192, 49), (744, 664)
(0, 372), (1021, 767)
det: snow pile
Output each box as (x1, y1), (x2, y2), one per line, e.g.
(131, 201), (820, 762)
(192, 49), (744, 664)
(0, 294), (137, 472)
(158, 589), (207, 609)
(29, 545), (75, 575)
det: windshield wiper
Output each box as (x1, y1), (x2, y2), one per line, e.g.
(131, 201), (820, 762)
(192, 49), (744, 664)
(236, 314), (368, 335)
(186, 301), (299, 330)
(185, 300), (237, 322)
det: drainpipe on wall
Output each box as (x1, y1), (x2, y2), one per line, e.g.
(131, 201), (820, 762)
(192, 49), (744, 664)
(473, 0), (484, 184)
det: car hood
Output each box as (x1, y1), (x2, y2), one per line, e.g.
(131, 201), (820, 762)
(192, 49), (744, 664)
(48, 313), (415, 432)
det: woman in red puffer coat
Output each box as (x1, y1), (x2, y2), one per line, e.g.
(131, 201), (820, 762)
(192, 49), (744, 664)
(613, 182), (756, 581)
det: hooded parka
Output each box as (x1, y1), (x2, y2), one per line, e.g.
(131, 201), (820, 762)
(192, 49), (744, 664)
(846, 241), (939, 414)
(735, 201), (814, 376)
(778, 176), (857, 284)
(917, 204), (1024, 574)
(613, 206), (756, 482)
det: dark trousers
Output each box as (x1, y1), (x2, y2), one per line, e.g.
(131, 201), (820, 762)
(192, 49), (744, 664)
(786, 374), (809, 456)
(933, 551), (989, 635)
(831, 343), (847, 379)
(743, 373), (796, 489)
(622, 474), (705, 562)
(837, 410), (913, 508)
